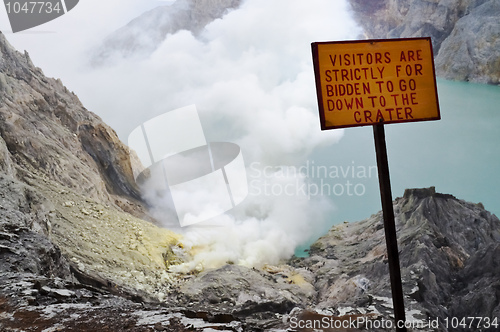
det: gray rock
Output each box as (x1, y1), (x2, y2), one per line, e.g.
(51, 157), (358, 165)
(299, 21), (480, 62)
(348, 0), (469, 52)
(0, 134), (15, 177)
(0, 174), (71, 279)
(0, 31), (144, 214)
(174, 264), (316, 329)
(347, 0), (500, 84)
(293, 186), (500, 331)
(435, 1), (500, 83)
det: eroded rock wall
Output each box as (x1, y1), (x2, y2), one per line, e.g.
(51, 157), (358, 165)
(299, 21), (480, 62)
(348, 0), (500, 84)
(0, 32), (142, 212)
(296, 187), (500, 330)
(0, 31), (181, 306)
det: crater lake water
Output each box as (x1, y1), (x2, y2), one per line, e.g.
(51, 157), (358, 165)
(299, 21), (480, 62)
(296, 79), (500, 255)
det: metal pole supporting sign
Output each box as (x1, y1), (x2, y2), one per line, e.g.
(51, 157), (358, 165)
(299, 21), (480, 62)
(311, 37), (441, 332)
(373, 121), (407, 332)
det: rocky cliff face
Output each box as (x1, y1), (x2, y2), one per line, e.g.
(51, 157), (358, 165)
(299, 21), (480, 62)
(0, 30), (182, 324)
(348, 0), (500, 84)
(294, 187), (500, 331)
(92, 0), (242, 65)
(434, 1), (500, 83)
(0, 32), (143, 211)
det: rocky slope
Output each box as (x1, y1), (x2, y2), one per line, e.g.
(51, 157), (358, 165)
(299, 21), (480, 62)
(3, 180), (499, 330)
(294, 187), (500, 331)
(0, 30), (184, 326)
(348, 0), (500, 84)
(92, 0), (242, 65)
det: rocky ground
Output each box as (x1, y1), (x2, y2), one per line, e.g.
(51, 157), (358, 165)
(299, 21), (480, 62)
(2, 178), (499, 331)
(294, 187), (500, 331)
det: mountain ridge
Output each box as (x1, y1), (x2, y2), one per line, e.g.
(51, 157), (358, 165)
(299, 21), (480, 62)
(91, 0), (242, 65)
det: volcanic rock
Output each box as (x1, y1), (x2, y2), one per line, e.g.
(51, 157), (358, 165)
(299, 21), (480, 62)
(347, 0), (500, 84)
(291, 186), (500, 331)
(434, 1), (500, 83)
(0, 29), (182, 323)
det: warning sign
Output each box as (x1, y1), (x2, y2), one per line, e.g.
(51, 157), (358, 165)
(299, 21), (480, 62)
(312, 37), (440, 130)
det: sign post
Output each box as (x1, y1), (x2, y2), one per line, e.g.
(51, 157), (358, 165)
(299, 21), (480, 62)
(312, 37), (440, 331)
(373, 122), (406, 331)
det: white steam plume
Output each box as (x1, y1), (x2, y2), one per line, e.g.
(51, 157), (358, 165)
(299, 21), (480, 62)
(85, 0), (361, 270)
(5, 0), (363, 270)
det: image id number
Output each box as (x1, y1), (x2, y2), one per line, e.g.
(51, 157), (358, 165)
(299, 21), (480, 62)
(5, 1), (62, 14)
(444, 317), (499, 329)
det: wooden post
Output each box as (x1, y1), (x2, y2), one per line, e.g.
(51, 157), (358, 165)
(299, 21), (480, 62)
(373, 123), (407, 332)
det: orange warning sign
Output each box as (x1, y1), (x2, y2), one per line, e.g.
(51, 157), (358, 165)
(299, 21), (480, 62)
(312, 37), (440, 130)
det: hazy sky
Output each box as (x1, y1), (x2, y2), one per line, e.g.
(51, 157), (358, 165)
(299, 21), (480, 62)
(1, 1), (174, 67)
